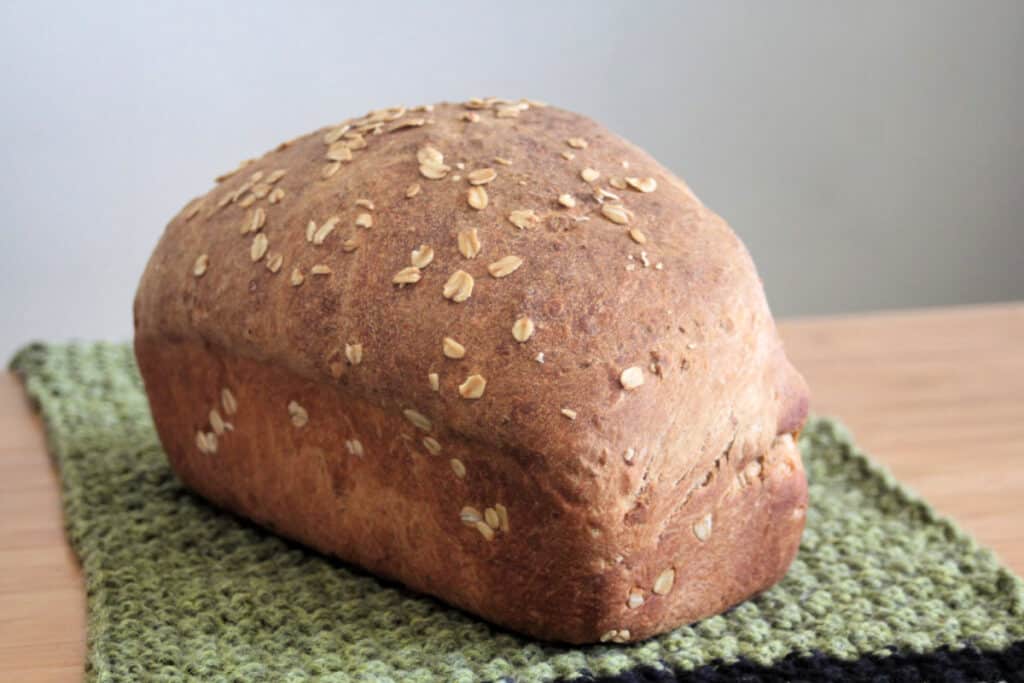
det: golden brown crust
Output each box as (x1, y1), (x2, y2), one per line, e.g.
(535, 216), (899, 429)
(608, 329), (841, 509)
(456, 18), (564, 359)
(134, 99), (810, 643)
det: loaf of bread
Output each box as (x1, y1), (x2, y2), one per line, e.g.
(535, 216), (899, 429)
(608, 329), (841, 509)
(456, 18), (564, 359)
(134, 98), (809, 644)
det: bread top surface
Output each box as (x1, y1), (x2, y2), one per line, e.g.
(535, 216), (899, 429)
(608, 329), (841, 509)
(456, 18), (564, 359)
(135, 99), (805, 508)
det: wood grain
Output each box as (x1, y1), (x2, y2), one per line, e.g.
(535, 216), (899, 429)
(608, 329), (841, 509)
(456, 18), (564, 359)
(1, 303), (1021, 679)
(0, 373), (86, 682)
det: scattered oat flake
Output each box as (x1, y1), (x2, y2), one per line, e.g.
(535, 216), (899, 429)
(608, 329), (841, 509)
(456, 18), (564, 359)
(581, 168), (599, 183)
(354, 213), (372, 229)
(459, 374), (486, 399)
(192, 254), (209, 278)
(476, 520), (496, 540)
(345, 133), (368, 150)
(620, 366), (645, 390)
(610, 177), (627, 190)
(195, 430), (217, 454)
(494, 157), (512, 166)
(393, 266), (422, 285)
(484, 507), (500, 530)
(209, 408), (226, 436)
(215, 164), (243, 183)
(405, 183), (421, 199)
(323, 125), (350, 144)
(184, 199), (204, 220)
(322, 162), (341, 179)
(561, 151), (575, 161)
(268, 187), (285, 204)
(535, 352), (545, 364)
(653, 568), (675, 595)
(461, 111), (480, 122)
(557, 194), (576, 209)
(428, 372), (440, 392)
(251, 183), (271, 199)
(467, 168), (497, 185)
(403, 408), (432, 431)
(288, 400), (309, 428)
(467, 186), (488, 210)
(240, 208), (264, 235)
(487, 255), (523, 278)
(495, 107), (520, 118)
(266, 252), (284, 273)
(290, 268), (305, 287)
(423, 436), (442, 455)
(460, 506), (482, 525)
(626, 177), (658, 193)
(601, 204), (630, 225)
(442, 337), (466, 359)
(311, 264), (332, 275)
(411, 245), (434, 269)
(326, 142), (353, 162)
(561, 408), (577, 420)
(450, 458), (466, 478)
(417, 146), (444, 166)
(508, 209), (540, 230)
(442, 270), (474, 302)
(250, 234), (269, 262)
(627, 588), (645, 609)
(495, 503), (509, 532)
(389, 117), (426, 131)
(567, 137), (588, 149)
(457, 228), (482, 259)
(345, 343), (363, 365)
(420, 163), (449, 180)
(629, 227), (647, 244)
(512, 317), (535, 342)
(221, 388), (237, 415)
(355, 199), (375, 210)
(313, 217), (340, 245)
(693, 513), (713, 541)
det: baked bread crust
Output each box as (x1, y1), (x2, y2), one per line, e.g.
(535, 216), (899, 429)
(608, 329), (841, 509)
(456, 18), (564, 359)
(134, 99), (809, 644)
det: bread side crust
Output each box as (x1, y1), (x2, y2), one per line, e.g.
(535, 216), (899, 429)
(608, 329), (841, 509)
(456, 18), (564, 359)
(136, 333), (806, 644)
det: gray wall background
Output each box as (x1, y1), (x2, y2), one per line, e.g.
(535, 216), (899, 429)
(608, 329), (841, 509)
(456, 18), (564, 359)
(1, 1), (1022, 361)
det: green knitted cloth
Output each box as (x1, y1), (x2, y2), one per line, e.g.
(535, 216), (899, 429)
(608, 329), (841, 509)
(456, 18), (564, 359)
(10, 342), (1024, 682)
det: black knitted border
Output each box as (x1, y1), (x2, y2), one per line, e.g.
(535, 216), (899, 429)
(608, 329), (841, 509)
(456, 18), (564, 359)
(566, 640), (1024, 683)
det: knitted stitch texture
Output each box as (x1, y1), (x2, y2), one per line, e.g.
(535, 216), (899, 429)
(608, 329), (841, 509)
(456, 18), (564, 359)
(10, 342), (1024, 682)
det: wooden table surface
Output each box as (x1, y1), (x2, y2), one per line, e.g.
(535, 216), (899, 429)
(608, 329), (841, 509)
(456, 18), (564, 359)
(1, 303), (1022, 681)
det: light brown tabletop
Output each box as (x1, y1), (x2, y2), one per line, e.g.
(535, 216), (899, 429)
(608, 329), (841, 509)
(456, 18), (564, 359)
(1, 303), (1022, 681)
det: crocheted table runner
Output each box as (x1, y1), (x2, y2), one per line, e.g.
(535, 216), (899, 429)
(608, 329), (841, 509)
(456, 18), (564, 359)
(10, 342), (1024, 682)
